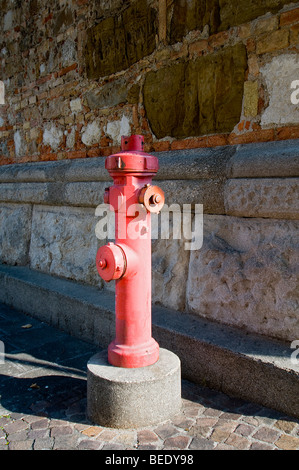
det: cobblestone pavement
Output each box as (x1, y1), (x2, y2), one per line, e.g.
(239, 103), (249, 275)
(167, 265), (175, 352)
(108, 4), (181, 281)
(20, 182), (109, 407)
(0, 302), (299, 451)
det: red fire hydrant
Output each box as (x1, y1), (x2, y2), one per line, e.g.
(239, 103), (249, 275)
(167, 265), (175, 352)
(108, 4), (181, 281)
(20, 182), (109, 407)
(96, 135), (165, 368)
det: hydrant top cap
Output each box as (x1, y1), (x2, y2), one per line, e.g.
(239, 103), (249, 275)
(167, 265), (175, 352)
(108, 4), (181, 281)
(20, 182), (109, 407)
(105, 135), (159, 173)
(121, 135), (144, 152)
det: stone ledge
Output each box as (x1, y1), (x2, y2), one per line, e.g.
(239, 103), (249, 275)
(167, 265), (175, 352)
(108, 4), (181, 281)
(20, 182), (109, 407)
(227, 140), (299, 178)
(0, 139), (298, 217)
(0, 139), (299, 184)
(0, 263), (298, 419)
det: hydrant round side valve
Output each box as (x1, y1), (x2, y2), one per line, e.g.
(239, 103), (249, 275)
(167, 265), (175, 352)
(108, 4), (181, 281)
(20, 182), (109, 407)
(139, 185), (165, 213)
(96, 243), (126, 282)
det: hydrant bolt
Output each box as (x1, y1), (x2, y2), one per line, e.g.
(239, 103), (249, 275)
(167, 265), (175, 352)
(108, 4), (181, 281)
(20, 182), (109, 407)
(98, 259), (107, 269)
(151, 194), (161, 204)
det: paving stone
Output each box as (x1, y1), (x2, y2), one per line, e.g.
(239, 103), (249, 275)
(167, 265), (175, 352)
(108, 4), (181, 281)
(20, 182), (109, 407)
(220, 412), (242, 421)
(210, 422), (238, 442)
(189, 436), (216, 450)
(195, 417), (219, 428)
(274, 420), (298, 434)
(81, 425), (102, 437)
(77, 439), (103, 450)
(95, 429), (118, 442)
(154, 423), (179, 440)
(52, 434), (81, 450)
(27, 428), (50, 440)
(137, 430), (160, 445)
(7, 429), (28, 441)
(101, 443), (126, 450)
(252, 426), (281, 443)
(3, 419), (29, 434)
(241, 416), (260, 427)
(171, 416), (195, 429)
(203, 408), (223, 418)
(138, 444), (161, 450)
(74, 422), (90, 432)
(8, 439), (34, 450)
(22, 414), (45, 425)
(214, 442), (235, 450)
(30, 418), (49, 430)
(50, 424), (74, 437)
(225, 433), (250, 450)
(275, 435), (299, 450)
(0, 416), (12, 427)
(163, 435), (191, 449)
(250, 441), (275, 450)
(0, 440), (8, 450)
(112, 430), (137, 448)
(235, 423), (255, 437)
(33, 437), (54, 450)
(183, 404), (203, 418)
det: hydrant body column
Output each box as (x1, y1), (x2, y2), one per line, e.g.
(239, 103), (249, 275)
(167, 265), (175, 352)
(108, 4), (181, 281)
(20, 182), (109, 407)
(96, 135), (165, 368)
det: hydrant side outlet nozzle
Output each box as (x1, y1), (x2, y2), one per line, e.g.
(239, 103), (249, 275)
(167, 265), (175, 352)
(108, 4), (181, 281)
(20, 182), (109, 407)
(96, 135), (164, 368)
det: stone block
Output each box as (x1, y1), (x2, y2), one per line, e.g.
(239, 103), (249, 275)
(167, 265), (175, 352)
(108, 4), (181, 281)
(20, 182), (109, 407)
(0, 81), (4, 105)
(85, 77), (128, 109)
(219, 0), (294, 31)
(0, 182), (48, 204)
(158, 179), (225, 214)
(105, 115), (131, 145)
(143, 44), (247, 139)
(52, 6), (74, 36)
(280, 7), (299, 26)
(84, 0), (157, 78)
(29, 205), (102, 286)
(152, 227), (190, 311)
(70, 98), (82, 113)
(3, 10), (13, 31)
(81, 121), (101, 146)
(260, 54), (299, 127)
(0, 203), (32, 265)
(169, 0), (294, 40)
(228, 140), (299, 178)
(256, 29), (289, 55)
(63, 181), (108, 207)
(43, 125), (64, 151)
(224, 178), (299, 219)
(154, 145), (235, 180)
(170, 0), (220, 43)
(186, 215), (299, 342)
(253, 15), (278, 35)
(243, 81), (259, 117)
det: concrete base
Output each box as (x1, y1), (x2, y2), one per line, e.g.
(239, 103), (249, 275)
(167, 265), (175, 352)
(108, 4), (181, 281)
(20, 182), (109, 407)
(87, 348), (181, 429)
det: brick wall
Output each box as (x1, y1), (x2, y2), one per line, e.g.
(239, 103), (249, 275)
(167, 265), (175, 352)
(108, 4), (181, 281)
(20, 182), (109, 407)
(1, 0), (299, 164)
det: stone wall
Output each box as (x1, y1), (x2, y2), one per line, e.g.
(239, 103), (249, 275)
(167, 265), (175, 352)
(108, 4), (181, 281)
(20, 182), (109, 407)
(0, 2), (298, 347)
(1, 0), (299, 162)
(0, 140), (298, 343)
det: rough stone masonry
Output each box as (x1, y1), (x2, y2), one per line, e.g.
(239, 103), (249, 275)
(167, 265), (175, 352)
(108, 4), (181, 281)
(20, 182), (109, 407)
(1, 0), (299, 161)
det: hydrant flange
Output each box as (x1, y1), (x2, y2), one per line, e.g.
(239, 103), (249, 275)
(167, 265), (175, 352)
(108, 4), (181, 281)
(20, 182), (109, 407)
(139, 184), (165, 214)
(96, 242), (126, 282)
